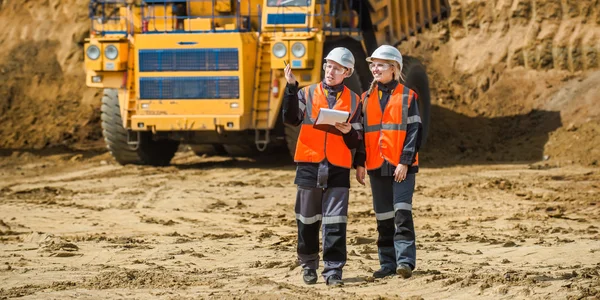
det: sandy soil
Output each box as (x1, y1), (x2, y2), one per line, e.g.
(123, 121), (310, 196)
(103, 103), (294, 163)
(0, 150), (598, 299)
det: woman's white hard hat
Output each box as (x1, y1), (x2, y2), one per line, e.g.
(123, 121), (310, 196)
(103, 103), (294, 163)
(366, 45), (403, 69)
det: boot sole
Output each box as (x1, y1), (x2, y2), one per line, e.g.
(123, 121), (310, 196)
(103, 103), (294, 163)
(396, 268), (412, 279)
(373, 272), (395, 279)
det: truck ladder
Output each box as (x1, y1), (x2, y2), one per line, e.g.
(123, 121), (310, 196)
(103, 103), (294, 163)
(252, 36), (272, 151)
(126, 41), (138, 141)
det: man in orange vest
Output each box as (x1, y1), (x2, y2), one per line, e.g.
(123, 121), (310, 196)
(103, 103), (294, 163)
(354, 45), (422, 279)
(282, 47), (362, 287)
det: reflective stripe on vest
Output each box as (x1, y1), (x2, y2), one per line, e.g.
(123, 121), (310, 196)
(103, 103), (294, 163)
(294, 83), (359, 168)
(363, 84), (419, 170)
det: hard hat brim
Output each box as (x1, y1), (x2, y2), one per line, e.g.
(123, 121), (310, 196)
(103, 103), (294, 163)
(324, 58), (354, 70)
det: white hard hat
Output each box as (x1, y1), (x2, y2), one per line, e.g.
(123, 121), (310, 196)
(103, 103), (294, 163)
(324, 47), (355, 73)
(366, 45), (403, 69)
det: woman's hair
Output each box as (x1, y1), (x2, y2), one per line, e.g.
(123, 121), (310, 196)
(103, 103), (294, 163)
(366, 61), (404, 97)
(393, 62), (404, 82)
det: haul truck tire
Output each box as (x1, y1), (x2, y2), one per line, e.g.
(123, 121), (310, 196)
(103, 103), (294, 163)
(284, 124), (299, 158)
(283, 38), (370, 159)
(101, 89), (179, 166)
(401, 56), (431, 147)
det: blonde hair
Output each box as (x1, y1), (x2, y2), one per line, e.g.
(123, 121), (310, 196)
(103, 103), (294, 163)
(366, 61), (404, 97)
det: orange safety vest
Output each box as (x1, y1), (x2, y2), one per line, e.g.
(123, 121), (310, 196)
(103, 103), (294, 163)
(294, 83), (360, 169)
(362, 84), (419, 170)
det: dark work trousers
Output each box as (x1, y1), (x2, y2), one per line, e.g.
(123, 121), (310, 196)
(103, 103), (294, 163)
(369, 173), (416, 270)
(295, 186), (349, 280)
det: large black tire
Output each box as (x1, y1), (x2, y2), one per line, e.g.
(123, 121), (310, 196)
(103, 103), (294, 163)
(284, 123), (300, 158)
(101, 89), (179, 166)
(401, 56), (431, 146)
(344, 72), (362, 95)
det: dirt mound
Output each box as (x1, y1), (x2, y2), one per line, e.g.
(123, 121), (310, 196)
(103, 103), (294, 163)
(83, 269), (194, 289)
(401, 0), (600, 166)
(0, 1), (102, 150)
(545, 120), (600, 166)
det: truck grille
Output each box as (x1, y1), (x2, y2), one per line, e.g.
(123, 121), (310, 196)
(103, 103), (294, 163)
(139, 49), (238, 72)
(266, 13), (307, 25)
(139, 77), (239, 99)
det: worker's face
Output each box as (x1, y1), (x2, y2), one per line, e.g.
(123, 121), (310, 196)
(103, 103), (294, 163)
(323, 60), (350, 86)
(370, 58), (394, 84)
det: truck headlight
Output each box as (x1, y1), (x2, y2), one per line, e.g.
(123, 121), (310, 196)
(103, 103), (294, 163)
(291, 42), (306, 58)
(272, 42), (287, 58)
(86, 45), (100, 60)
(105, 45), (118, 60)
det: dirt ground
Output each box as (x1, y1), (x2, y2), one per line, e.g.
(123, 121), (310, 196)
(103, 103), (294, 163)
(0, 150), (598, 299)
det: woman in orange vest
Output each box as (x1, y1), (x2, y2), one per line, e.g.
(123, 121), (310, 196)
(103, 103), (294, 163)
(354, 45), (422, 279)
(282, 47), (362, 287)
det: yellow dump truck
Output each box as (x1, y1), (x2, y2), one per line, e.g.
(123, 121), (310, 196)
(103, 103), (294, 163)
(85, 0), (450, 165)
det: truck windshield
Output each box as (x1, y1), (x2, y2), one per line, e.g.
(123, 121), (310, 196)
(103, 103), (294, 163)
(267, 0), (310, 7)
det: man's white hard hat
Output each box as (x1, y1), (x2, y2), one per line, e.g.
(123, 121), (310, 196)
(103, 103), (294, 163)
(324, 47), (355, 74)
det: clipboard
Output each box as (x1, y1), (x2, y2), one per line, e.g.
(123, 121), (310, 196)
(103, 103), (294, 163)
(312, 108), (350, 136)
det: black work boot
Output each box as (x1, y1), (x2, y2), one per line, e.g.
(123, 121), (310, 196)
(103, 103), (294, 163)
(396, 264), (413, 279)
(302, 269), (318, 284)
(326, 274), (344, 286)
(373, 267), (395, 278)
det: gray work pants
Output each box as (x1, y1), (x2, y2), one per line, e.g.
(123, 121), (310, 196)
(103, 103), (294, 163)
(369, 173), (416, 271)
(295, 186), (349, 280)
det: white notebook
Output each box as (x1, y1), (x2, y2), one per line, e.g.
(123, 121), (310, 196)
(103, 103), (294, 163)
(312, 108), (350, 136)
(314, 108), (350, 126)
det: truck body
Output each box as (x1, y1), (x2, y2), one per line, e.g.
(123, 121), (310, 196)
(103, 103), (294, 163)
(85, 0), (450, 165)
